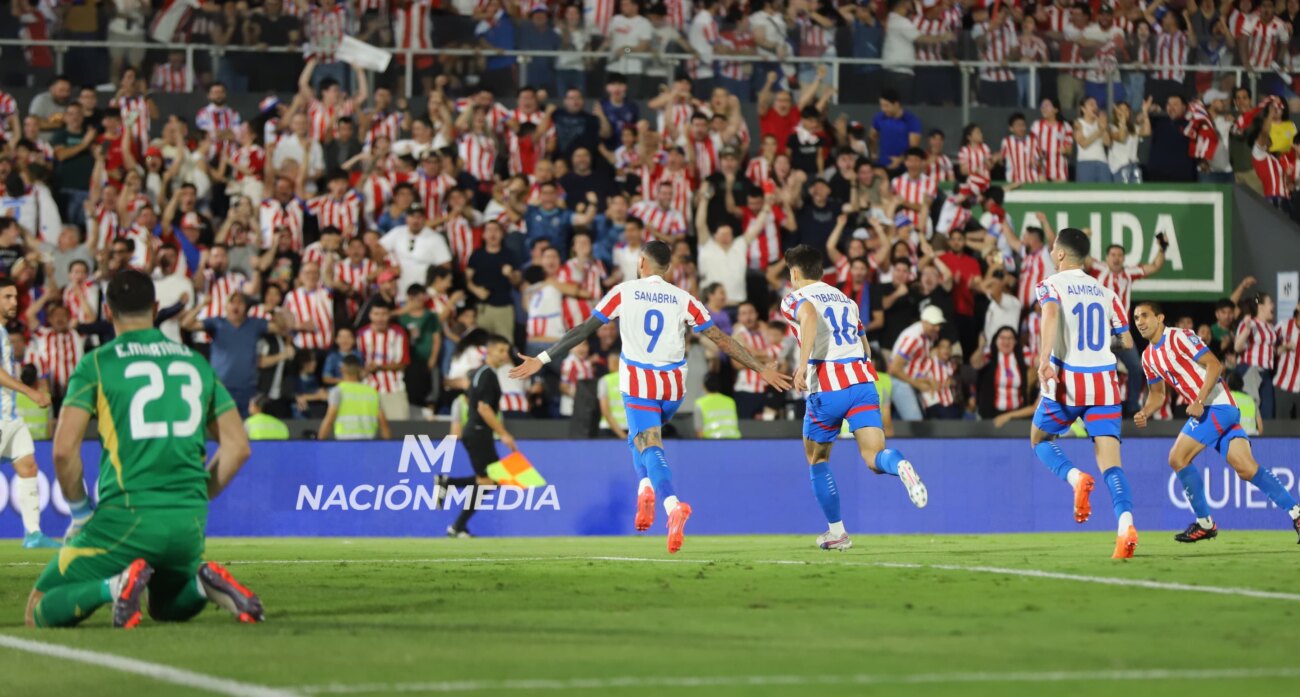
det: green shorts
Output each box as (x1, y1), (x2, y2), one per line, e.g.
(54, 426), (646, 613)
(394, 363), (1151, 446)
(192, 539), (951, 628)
(36, 507), (208, 603)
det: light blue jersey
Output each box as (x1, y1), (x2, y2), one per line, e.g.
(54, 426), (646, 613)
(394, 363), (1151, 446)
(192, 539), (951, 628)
(0, 325), (18, 421)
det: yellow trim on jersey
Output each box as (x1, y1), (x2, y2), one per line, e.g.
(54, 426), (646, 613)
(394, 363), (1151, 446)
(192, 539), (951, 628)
(92, 351), (126, 502)
(57, 545), (107, 575)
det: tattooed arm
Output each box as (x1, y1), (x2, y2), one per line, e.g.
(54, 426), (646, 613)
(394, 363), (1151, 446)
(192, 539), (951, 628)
(702, 326), (793, 391)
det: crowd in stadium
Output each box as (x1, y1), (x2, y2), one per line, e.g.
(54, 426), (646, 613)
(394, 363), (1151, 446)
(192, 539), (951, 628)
(0, 0), (1298, 436)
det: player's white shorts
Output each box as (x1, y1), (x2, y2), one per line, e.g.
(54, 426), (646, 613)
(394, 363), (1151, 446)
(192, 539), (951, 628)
(0, 419), (35, 463)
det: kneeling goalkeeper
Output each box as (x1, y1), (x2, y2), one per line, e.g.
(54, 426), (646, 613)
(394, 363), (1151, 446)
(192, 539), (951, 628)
(26, 269), (264, 629)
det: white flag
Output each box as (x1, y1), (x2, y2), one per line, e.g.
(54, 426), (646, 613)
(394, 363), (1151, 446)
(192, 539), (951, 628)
(336, 36), (392, 73)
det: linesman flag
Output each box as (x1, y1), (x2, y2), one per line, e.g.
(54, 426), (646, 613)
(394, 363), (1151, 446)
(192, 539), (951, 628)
(486, 452), (546, 488)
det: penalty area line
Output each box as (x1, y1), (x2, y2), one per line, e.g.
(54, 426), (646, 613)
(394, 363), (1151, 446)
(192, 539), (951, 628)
(0, 634), (298, 697)
(293, 667), (1300, 694)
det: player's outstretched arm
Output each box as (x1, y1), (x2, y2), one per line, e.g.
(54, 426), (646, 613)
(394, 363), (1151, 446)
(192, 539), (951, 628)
(511, 316), (604, 380)
(703, 325), (792, 391)
(207, 408), (252, 500)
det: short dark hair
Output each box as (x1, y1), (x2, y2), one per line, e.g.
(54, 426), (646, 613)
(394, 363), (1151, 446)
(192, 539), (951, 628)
(1055, 227), (1090, 260)
(485, 334), (512, 350)
(703, 372), (725, 393)
(321, 225), (342, 237)
(0, 278), (15, 293)
(881, 88), (900, 104)
(904, 147), (926, 160)
(407, 283), (427, 296)
(784, 244), (824, 281)
(1135, 300), (1163, 317)
(106, 269), (156, 317)
(1214, 298), (1235, 312)
(1008, 112), (1026, 126)
(69, 259), (91, 274)
(1106, 244), (1125, 255)
(641, 240), (672, 269)
(341, 354), (363, 371)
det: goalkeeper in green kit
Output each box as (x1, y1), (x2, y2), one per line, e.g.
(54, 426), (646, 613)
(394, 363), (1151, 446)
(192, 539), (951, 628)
(25, 269), (264, 629)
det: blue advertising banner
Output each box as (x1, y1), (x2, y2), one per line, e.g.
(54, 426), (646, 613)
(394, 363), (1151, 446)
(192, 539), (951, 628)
(3, 438), (1300, 538)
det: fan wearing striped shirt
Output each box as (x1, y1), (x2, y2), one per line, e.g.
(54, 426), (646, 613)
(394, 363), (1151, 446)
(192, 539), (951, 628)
(1133, 301), (1300, 545)
(512, 240), (790, 553)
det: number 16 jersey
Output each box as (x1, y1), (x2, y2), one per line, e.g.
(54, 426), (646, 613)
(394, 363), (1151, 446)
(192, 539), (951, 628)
(63, 328), (236, 510)
(592, 275), (713, 401)
(1036, 268), (1128, 407)
(779, 281), (877, 394)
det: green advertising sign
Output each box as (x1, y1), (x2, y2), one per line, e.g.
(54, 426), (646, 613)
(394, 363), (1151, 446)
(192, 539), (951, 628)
(1003, 185), (1232, 301)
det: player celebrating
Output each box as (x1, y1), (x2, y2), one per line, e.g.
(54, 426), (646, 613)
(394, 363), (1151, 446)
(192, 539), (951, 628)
(1029, 228), (1139, 559)
(511, 241), (789, 553)
(782, 245), (928, 551)
(1132, 302), (1300, 543)
(26, 270), (263, 629)
(0, 279), (59, 549)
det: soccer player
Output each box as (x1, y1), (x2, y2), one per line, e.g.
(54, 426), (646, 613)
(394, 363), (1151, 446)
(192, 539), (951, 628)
(26, 270), (263, 629)
(1029, 227), (1139, 559)
(782, 245), (928, 551)
(1132, 302), (1300, 543)
(0, 279), (59, 549)
(435, 334), (519, 538)
(512, 240), (789, 553)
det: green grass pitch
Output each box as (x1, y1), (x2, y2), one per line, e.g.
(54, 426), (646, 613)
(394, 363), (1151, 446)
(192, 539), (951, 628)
(1, 533), (1298, 697)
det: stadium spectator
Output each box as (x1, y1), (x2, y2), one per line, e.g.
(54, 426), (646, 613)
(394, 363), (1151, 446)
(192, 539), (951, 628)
(397, 284), (442, 413)
(1108, 100), (1149, 183)
(1147, 95), (1198, 182)
(888, 305), (946, 421)
(182, 291), (277, 418)
(467, 222), (519, 340)
(871, 90), (922, 173)
(695, 372), (742, 438)
(973, 326), (1034, 423)
(1235, 293), (1278, 419)
(1277, 305), (1300, 420)
(245, 394), (291, 440)
(358, 302), (412, 420)
(318, 354), (391, 440)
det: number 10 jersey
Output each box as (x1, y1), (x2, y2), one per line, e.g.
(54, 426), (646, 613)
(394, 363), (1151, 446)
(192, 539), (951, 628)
(63, 328), (236, 510)
(1035, 268), (1128, 407)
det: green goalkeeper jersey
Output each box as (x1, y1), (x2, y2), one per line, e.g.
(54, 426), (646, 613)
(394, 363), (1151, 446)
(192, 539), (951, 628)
(63, 328), (236, 510)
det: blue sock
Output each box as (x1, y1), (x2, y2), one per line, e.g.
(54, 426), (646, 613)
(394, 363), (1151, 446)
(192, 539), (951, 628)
(1033, 441), (1076, 483)
(809, 463), (842, 525)
(1103, 468), (1133, 521)
(629, 443), (647, 480)
(1175, 466), (1212, 518)
(1250, 467), (1300, 512)
(874, 449), (903, 477)
(641, 446), (675, 500)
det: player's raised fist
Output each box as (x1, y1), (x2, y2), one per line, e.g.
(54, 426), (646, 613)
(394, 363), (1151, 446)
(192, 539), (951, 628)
(1134, 410), (1148, 428)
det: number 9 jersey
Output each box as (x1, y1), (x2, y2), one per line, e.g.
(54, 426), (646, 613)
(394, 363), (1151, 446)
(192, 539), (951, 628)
(62, 328), (237, 510)
(780, 281), (878, 393)
(1036, 268), (1129, 406)
(591, 276), (713, 401)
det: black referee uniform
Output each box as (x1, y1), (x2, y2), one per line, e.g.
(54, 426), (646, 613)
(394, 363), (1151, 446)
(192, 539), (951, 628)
(444, 364), (503, 535)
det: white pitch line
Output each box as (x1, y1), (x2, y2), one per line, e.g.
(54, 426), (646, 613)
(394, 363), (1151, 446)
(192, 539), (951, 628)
(0, 634), (298, 697)
(294, 667), (1300, 694)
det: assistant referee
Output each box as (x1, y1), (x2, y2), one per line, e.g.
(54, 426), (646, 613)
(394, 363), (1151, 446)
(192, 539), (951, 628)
(435, 334), (518, 538)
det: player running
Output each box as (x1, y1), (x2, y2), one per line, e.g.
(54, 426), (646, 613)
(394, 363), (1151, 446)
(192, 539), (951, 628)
(1029, 228), (1140, 559)
(26, 270), (263, 629)
(512, 240), (790, 553)
(782, 245), (927, 551)
(1133, 301), (1300, 543)
(0, 279), (60, 549)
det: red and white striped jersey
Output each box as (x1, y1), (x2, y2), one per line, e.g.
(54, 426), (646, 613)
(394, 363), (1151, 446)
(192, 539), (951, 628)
(634, 165), (694, 216)
(231, 143), (265, 181)
(1142, 327), (1234, 407)
(90, 203), (120, 249)
(113, 94), (151, 149)
(453, 99), (512, 134)
(497, 365), (530, 413)
(1019, 246), (1053, 307)
(591, 275), (713, 401)
(62, 282), (99, 324)
(1153, 31), (1189, 81)
(393, 0), (433, 51)
(121, 225), (156, 270)
(1029, 119), (1073, 182)
(891, 320), (932, 379)
(918, 356), (956, 408)
(746, 157), (772, 188)
(458, 132), (497, 182)
(15, 9), (53, 70)
(915, 14), (950, 62)
(989, 349), (1024, 412)
(365, 110), (403, 148)
(150, 63), (190, 93)
(561, 354), (596, 389)
(557, 257), (607, 328)
(335, 258), (376, 296)
(1022, 309), (1041, 364)
(284, 286), (334, 350)
(360, 175), (393, 224)
(1039, 4), (1068, 33)
(302, 242), (335, 270)
(198, 270), (250, 323)
(1236, 315), (1278, 370)
(307, 191), (364, 236)
(657, 102), (695, 141)
(358, 324), (409, 393)
(688, 10), (720, 79)
(260, 197), (306, 250)
(958, 143), (992, 178)
(305, 3), (347, 61)
(794, 11), (833, 57)
(977, 21), (1017, 82)
(526, 282), (566, 340)
(30, 328), (82, 390)
(1019, 33), (1048, 63)
(925, 154), (954, 182)
(1058, 33), (1088, 79)
(196, 103), (242, 158)
(307, 99), (354, 143)
(1035, 268), (1128, 407)
(1274, 317), (1300, 393)
(688, 132), (722, 179)
(1093, 263), (1147, 311)
(1246, 17), (1289, 69)
(613, 145), (642, 172)
(742, 205), (785, 270)
(890, 173), (937, 229)
(780, 281), (876, 394)
(1253, 144), (1289, 198)
(999, 135), (1041, 184)
(731, 324), (774, 393)
(584, 0), (616, 35)
(716, 31), (751, 81)
(444, 215), (478, 270)
(629, 200), (688, 238)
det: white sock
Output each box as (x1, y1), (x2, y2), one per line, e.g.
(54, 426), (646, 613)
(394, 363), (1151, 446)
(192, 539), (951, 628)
(1066, 469), (1082, 487)
(638, 478), (653, 494)
(828, 521), (846, 536)
(1117, 512), (1134, 535)
(193, 576), (208, 599)
(1197, 516), (1214, 529)
(663, 495), (679, 515)
(1289, 505), (1300, 521)
(14, 475), (41, 534)
(105, 572), (125, 601)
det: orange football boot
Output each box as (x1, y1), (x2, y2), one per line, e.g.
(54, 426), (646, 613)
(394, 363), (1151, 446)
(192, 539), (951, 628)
(666, 502), (692, 554)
